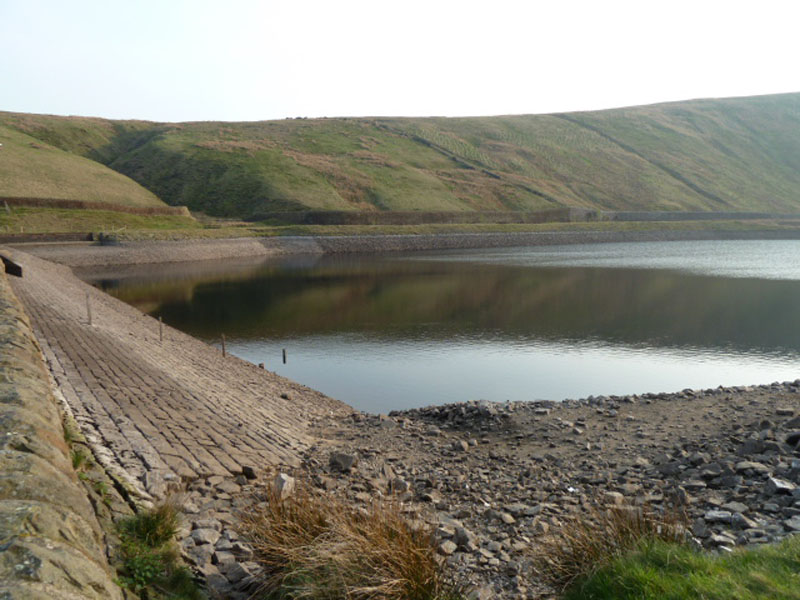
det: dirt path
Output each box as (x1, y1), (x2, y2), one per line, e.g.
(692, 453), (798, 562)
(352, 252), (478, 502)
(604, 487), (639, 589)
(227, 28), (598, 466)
(5, 248), (349, 499)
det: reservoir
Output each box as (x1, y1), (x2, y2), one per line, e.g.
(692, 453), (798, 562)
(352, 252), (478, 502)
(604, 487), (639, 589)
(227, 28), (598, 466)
(80, 239), (800, 413)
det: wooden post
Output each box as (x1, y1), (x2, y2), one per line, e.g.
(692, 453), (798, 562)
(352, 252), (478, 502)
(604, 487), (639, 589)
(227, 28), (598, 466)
(221, 334), (226, 358)
(158, 316), (163, 342)
(282, 349), (287, 364)
(85, 293), (92, 326)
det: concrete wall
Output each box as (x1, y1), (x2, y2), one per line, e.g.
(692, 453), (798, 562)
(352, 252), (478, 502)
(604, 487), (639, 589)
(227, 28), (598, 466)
(0, 263), (121, 599)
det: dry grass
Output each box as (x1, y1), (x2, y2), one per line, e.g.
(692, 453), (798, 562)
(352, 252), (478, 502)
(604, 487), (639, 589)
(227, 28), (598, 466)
(533, 501), (690, 591)
(238, 478), (464, 600)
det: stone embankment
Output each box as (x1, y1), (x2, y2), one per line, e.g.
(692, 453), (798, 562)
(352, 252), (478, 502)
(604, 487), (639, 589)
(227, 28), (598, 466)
(2, 246), (350, 599)
(0, 259), (121, 599)
(17, 228), (800, 267)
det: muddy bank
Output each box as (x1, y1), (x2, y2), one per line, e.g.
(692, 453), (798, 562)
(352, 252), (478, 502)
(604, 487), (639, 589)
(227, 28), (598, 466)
(15, 228), (800, 267)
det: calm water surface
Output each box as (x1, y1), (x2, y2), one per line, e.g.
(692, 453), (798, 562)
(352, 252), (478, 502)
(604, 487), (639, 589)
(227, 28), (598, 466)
(81, 240), (800, 412)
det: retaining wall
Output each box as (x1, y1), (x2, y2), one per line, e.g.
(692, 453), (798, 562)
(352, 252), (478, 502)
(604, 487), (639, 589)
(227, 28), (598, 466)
(1, 196), (190, 216)
(0, 256), (121, 599)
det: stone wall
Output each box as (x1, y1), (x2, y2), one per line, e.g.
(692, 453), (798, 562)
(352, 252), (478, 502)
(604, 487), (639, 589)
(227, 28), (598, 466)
(0, 262), (121, 599)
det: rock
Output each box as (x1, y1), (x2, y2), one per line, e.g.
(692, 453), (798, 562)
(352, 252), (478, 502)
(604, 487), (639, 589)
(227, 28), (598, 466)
(438, 540), (458, 555)
(735, 461), (771, 475)
(241, 465), (257, 480)
(785, 431), (800, 446)
(704, 510), (732, 524)
(657, 461), (683, 476)
(212, 550), (237, 567)
(692, 518), (709, 537)
(731, 512), (758, 529)
(708, 533), (735, 548)
(721, 501), (749, 514)
(777, 408), (795, 416)
(467, 585), (494, 600)
(273, 473), (295, 500)
(421, 489), (443, 504)
(223, 561), (253, 584)
(486, 509), (516, 525)
(329, 452), (358, 472)
(391, 477), (410, 493)
(186, 543), (215, 566)
(765, 477), (796, 495)
(718, 475), (744, 488)
(452, 440), (470, 452)
(738, 439), (764, 456)
(784, 516), (800, 531)
(193, 518), (223, 532)
(505, 503), (539, 517)
(604, 491), (625, 506)
(192, 528), (222, 546)
(144, 470), (168, 497)
(454, 526), (477, 550)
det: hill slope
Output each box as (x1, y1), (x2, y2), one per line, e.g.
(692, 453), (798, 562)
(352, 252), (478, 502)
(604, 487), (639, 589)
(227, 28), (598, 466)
(0, 114), (165, 207)
(2, 92), (799, 217)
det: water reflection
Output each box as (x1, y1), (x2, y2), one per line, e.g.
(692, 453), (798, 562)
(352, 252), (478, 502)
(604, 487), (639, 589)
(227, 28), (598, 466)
(79, 241), (800, 410)
(84, 252), (800, 354)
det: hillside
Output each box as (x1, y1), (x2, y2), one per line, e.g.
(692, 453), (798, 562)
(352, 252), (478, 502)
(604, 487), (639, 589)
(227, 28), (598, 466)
(0, 115), (164, 207)
(2, 92), (799, 217)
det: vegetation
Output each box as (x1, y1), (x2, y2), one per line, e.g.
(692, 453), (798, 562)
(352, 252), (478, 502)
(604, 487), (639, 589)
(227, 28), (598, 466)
(117, 498), (204, 599)
(239, 478), (465, 600)
(0, 122), (162, 207)
(3, 92), (800, 219)
(0, 207), (199, 235)
(562, 536), (800, 600)
(534, 502), (690, 590)
(534, 502), (800, 599)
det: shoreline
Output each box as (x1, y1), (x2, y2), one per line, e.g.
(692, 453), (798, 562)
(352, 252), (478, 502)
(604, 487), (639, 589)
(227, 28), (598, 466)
(5, 237), (800, 597)
(12, 227), (800, 267)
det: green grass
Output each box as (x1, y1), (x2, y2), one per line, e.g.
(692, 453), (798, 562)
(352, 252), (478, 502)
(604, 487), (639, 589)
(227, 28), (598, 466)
(117, 499), (203, 599)
(0, 207), (200, 235)
(563, 536), (800, 600)
(0, 122), (163, 207)
(4, 93), (800, 219)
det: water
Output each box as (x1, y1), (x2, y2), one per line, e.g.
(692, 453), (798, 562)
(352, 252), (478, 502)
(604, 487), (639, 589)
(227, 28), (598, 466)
(80, 240), (800, 412)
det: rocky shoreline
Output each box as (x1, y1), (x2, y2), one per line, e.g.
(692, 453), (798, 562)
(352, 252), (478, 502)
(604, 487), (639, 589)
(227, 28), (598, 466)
(179, 380), (800, 599)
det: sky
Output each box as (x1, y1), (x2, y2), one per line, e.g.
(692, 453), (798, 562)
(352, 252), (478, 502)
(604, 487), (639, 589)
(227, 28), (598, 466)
(1, 0), (799, 123)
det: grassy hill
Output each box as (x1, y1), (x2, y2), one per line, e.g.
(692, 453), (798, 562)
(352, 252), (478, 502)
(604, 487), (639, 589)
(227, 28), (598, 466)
(2, 92), (799, 218)
(0, 114), (164, 207)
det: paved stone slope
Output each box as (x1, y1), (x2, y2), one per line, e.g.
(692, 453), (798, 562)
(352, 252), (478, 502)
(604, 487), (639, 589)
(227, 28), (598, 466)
(0, 261), (121, 599)
(5, 249), (349, 501)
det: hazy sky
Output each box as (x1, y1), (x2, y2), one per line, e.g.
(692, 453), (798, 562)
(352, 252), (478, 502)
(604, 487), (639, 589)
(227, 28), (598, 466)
(1, 0), (798, 122)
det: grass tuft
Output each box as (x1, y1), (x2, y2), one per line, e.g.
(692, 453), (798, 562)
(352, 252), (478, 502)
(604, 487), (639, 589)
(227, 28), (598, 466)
(117, 497), (203, 599)
(533, 501), (689, 591)
(238, 477), (465, 600)
(70, 447), (91, 471)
